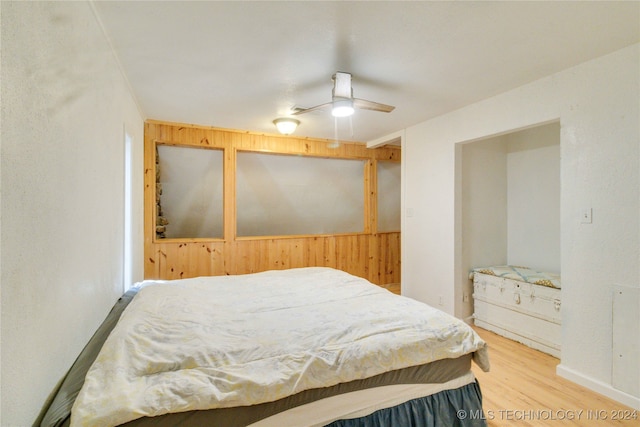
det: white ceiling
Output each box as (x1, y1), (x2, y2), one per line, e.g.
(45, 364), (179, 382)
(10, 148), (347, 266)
(93, 1), (639, 144)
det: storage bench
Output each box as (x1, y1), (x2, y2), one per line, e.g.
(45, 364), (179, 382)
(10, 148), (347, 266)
(471, 265), (561, 357)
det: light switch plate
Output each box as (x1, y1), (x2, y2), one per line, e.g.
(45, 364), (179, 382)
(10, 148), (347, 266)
(581, 208), (592, 224)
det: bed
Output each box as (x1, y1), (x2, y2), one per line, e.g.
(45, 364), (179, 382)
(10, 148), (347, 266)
(40, 267), (490, 427)
(470, 265), (561, 357)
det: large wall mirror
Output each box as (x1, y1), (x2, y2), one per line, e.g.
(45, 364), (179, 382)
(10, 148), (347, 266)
(156, 144), (223, 239)
(236, 152), (366, 236)
(377, 161), (401, 232)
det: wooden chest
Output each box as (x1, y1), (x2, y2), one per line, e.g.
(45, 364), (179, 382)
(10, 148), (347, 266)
(473, 271), (561, 357)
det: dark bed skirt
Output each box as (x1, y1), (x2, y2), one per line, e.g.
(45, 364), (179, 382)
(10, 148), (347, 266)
(326, 381), (486, 427)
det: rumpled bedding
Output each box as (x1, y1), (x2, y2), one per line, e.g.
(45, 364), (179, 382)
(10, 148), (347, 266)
(71, 267), (489, 427)
(469, 265), (561, 289)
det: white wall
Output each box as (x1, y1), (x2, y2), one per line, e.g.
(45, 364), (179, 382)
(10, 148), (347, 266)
(1, 2), (145, 425)
(458, 123), (560, 319)
(403, 44), (639, 408)
(236, 153), (366, 236)
(506, 123), (560, 273)
(158, 145), (224, 239)
(459, 136), (508, 318)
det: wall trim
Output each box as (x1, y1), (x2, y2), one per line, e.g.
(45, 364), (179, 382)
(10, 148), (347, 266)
(366, 130), (404, 149)
(557, 364), (640, 410)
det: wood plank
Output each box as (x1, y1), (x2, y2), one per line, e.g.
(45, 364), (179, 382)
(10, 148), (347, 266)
(144, 121), (401, 286)
(381, 282), (401, 295)
(472, 327), (638, 426)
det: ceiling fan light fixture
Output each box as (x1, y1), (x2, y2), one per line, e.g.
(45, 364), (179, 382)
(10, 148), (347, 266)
(273, 118), (300, 135)
(331, 99), (354, 117)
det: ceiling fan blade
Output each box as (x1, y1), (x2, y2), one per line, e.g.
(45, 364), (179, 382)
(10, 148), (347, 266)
(291, 102), (333, 115)
(353, 98), (395, 113)
(292, 73), (394, 116)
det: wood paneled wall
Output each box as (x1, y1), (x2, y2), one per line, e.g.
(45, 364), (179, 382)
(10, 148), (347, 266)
(144, 120), (401, 287)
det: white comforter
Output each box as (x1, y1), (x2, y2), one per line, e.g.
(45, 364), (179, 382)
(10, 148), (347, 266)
(71, 267), (489, 427)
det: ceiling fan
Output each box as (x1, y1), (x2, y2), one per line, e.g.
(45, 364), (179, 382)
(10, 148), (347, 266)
(292, 72), (395, 117)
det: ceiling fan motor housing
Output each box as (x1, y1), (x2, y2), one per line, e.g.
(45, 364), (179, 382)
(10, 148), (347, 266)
(332, 72), (354, 99)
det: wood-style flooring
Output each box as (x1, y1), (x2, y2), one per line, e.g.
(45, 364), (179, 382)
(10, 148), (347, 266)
(471, 327), (638, 426)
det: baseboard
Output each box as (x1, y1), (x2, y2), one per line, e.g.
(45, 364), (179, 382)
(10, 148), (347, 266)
(557, 364), (640, 410)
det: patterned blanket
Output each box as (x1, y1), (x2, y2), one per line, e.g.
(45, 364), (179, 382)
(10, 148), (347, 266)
(469, 265), (561, 289)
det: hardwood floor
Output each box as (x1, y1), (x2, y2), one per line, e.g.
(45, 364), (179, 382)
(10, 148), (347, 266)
(471, 327), (638, 426)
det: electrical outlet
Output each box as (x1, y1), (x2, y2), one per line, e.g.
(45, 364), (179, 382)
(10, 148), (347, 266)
(438, 295), (443, 306)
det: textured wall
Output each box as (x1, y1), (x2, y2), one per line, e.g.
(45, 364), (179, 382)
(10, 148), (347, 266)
(1, 2), (144, 425)
(403, 44), (639, 407)
(506, 123), (560, 273)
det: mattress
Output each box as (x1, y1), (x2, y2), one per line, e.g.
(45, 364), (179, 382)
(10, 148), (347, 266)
(40, 267), (489, 427)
